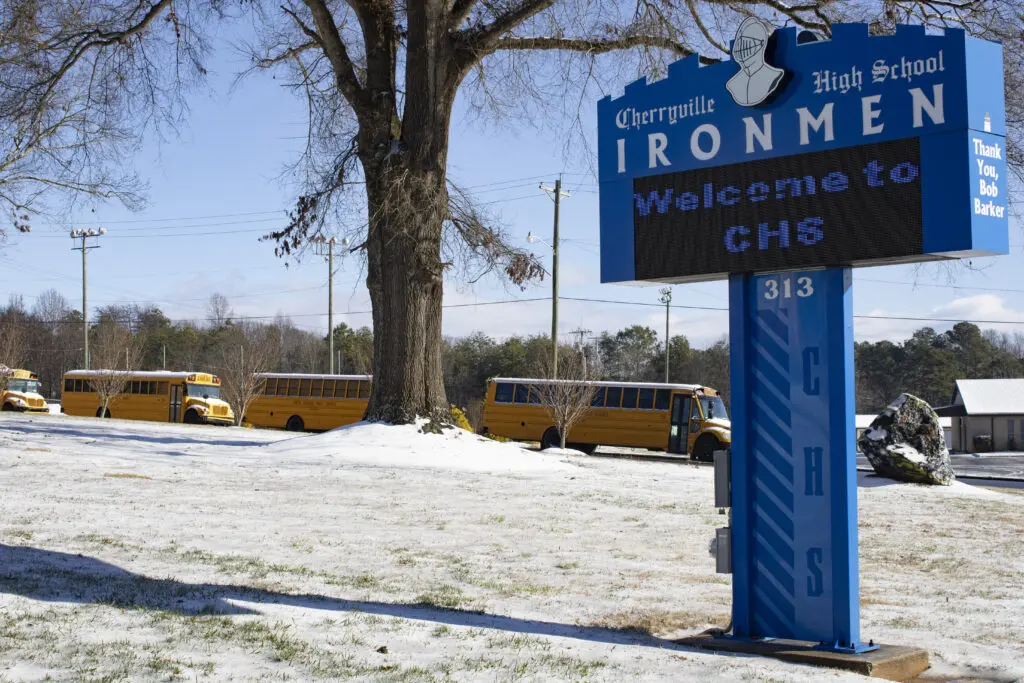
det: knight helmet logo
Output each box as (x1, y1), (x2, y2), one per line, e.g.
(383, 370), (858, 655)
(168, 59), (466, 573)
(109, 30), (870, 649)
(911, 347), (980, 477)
(726, 17), (786, 107)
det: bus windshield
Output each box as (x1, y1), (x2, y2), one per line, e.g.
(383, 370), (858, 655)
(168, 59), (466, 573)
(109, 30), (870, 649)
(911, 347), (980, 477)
(186, 383), (221, 400)
(700, 396), (729, 421)
(8, 379), (41, 395)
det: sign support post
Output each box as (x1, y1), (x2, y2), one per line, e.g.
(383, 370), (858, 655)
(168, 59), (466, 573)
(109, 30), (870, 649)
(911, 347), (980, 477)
(729, 268), (870, 652)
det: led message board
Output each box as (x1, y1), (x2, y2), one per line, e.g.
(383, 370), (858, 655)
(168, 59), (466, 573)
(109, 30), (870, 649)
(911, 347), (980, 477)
(598, 24), (1008, 284)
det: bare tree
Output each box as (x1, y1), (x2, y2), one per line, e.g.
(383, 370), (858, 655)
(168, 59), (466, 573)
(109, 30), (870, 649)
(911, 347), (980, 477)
(217, 323), (279, 425)
(0, 324), (25, 395)
(89, 321), (144, 418)
(206, 294), (234, 329)
(0, 1), (197, 237)
(535, 350), (595, 451)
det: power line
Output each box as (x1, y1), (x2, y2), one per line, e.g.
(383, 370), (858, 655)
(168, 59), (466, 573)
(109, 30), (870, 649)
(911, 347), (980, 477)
(6, 294), (1024, 328)
(858, 278), (1024, 295)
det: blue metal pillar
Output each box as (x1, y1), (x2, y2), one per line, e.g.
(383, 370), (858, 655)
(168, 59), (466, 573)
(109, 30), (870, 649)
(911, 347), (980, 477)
(728, 267), (873, 653)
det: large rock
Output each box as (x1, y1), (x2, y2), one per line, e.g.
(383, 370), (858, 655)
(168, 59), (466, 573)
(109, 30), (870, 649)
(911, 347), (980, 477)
(858, 394), (955, 486)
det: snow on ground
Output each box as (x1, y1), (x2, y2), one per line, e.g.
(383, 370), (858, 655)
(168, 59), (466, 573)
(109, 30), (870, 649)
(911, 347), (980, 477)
(1, 413), (1023, 682)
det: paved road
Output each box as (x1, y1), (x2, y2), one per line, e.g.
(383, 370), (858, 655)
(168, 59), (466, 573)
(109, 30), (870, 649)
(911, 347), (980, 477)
(589, 448), (1024, 489)
(856, 453), (1024, 479)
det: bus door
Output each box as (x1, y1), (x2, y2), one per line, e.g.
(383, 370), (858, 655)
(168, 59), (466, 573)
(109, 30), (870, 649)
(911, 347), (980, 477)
(669, 394), (692, 454)
(169, 383), (183, 423)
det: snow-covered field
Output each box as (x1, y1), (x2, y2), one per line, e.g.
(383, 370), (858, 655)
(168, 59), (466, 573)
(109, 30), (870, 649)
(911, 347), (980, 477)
(1, 413), (1022, 682)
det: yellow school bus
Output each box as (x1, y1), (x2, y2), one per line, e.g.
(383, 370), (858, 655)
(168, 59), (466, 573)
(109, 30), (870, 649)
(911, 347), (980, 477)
(61, 371), (234, 425)
(481, 378), (731, 460)
(1, 369), (48, 414)
(244, 373), (371, 431)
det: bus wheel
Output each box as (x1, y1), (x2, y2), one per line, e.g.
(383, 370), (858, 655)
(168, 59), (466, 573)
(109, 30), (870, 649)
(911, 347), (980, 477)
(692, 435), (719, 463)
(95, 407), (111, 418)
(576, 443), (597, 455)
(286, 416), (305, 432)
(183, 410), (201, 425)
(541, 427), (560, 450)
(1, 403), (12, 412)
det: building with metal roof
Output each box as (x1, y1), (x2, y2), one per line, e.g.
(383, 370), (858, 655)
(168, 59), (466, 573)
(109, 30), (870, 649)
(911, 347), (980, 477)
(936, 379), (1024, 452)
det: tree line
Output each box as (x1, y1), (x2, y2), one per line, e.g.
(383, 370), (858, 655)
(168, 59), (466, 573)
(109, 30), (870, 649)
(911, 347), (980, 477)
(4, 289), (1020, 426)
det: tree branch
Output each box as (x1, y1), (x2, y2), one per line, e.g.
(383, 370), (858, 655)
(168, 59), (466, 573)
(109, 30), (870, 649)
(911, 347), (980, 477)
(495, 35), (713, 62)
(36, 0), (174, 106)
(258, 41), (317, 68)
(301, 0), (367, 114)
(463, 0), (556, 51)
(449, 0), (481, 30)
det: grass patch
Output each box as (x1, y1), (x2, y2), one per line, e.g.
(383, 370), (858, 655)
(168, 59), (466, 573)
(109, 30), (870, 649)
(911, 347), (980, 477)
(6, 529), (33, 541)
(76, 533), (127, 550)
(416, 584), (470, 610)
(104, 472), (153, 480)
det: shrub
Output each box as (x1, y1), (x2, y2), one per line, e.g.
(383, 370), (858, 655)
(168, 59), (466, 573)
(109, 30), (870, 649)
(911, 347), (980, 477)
(449, 405), (473, 432)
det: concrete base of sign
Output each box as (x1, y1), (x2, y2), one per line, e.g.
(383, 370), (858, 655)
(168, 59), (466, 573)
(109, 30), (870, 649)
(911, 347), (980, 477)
(677, 633), (929, 681)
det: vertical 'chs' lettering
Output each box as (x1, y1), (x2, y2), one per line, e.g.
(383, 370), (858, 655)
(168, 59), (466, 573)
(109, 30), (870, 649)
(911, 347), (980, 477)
(804, 446), (824, 496)
(802, 347), (820, 395)
(807, 548), (825, 597)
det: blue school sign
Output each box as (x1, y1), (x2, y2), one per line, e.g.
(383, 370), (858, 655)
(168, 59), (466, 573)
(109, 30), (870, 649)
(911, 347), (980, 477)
(597, 24), (1006, 651)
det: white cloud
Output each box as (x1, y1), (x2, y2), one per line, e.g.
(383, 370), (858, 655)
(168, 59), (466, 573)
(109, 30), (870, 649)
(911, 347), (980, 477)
(855, 294), (1024, 342)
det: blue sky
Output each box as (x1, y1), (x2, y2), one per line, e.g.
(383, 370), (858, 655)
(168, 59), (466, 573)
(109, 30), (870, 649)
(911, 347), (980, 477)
(2, 31), (1023, 349)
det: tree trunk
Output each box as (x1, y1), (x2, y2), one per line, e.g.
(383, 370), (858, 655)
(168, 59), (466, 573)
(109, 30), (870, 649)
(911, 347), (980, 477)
(360, 2), (458, 426)
(362, 169), (449, 424)
(560, 429), (567, 450)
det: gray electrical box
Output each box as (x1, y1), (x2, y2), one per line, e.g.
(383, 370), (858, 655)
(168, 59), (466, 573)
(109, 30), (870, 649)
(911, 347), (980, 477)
(715, 527), (732, 574)
(713, 449), (731, 508)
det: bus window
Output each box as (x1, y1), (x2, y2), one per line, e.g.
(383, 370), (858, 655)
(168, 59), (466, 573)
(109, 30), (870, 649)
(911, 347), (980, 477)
(65, 379), (74, 392)
(358, 381), (370, 399)
(690, 398), (702, 432)
(655, 390), (670, 410)
(638, 388), (654, 410)
(157, 382), (169, 396)
(622, 387), (638, 409)
(606, 386), (622, 408)
(590, 387), (606, 407)
(514, 384), (529, 404)
(298, 379), (310, 397)
(528, 386), (543, 404)
(494, 382), (514, 403)
(263, 378), (274, 396)
(311, 379), (324, 397)
(322, 380), (334, 398)
(287, 379), (299, 397)
(336, 381), (348, 398)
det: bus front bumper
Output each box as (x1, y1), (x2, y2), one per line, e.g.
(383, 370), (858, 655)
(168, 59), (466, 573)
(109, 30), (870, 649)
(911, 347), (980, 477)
(202, 415), (235, 426)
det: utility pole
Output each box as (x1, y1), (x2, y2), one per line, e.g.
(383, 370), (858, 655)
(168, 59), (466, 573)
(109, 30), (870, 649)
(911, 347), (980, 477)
(569, 327), (591, 349)
(162, 345), (167, 370)
(70, 228), (105, 369)
(659, 287), (672, 383)
(537, 178), (571, 379)
(313, 235), (348, 374)
(570, 327), (592, 376)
